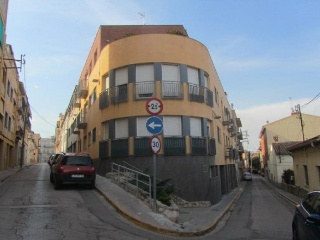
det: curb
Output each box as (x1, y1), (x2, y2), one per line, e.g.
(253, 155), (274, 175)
(260, 178), (300, 206)
(95, 182), (246, 237)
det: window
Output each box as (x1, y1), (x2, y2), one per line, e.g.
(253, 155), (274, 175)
(115, 118), (128, 138)
(90, 88), (96, 105)
(210, 165), (219, 178)
(162, 64), (179, 81)
(105, 75), (109, 91)
(162, 64), (182, 98)
(217, 126), (221, 143)
(113, 67), (128, 103)
(187, 67), (199, 85)
(137, 116), (152, 137)
(102, 122), (109, 140)
(135, 64), (154, 99)
(215, 87), (219, 105)
(115, 67), (128, 86)
(190, 117), (201, 137)
(4, 112), (8, 128)
(6, 81), (10, 96)
(163, 116), (181, 136)
(8, 116), (11, 131)
(304, 165), (309, 186)
(92, 128), (96, 143)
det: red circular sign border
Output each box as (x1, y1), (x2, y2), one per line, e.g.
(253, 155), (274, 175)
(146, 98), (163, 116)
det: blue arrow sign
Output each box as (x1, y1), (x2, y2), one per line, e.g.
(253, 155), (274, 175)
(146, 116), (163, 135)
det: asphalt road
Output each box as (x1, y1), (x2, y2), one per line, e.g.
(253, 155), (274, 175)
(203, 175), (295, 240)
(0, 164), (296, 240)
(0, 163), (171, 240)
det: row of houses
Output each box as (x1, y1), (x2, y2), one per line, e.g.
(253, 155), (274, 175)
(54, 25), (245, 204)
(259, 112), (320, 192)
(0, 1), (41, 170)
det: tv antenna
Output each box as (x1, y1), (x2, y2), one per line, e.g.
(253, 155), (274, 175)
(138, 12), (145, 25)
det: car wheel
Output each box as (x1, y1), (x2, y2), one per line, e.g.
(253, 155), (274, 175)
(54, 179), (61, 190)
(292, 224), (299, 240)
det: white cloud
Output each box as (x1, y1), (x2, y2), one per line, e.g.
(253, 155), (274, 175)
(236, 98), (320, 152)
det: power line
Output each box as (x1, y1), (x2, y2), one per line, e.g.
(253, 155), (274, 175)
(29, 105), (56, 128)
(300, 92), (320, 108)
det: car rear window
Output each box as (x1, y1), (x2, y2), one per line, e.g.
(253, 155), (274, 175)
(61, 156), (93, 166)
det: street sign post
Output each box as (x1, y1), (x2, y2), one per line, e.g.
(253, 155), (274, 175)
(145, 98), (163, 212)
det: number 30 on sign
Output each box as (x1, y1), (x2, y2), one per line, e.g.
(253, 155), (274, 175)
(149, 136), (161, 154)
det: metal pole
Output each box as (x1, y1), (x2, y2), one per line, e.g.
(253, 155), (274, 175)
(153, 153), (157, 211)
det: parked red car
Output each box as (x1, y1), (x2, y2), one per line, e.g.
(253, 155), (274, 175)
(50, 152), (96, 189)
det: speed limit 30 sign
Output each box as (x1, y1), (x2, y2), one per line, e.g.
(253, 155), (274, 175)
(149, 136), (161, 154)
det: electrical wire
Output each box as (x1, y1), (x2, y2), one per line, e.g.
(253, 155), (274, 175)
(300, 92), (320, 109)
(29, 105), (56, 127)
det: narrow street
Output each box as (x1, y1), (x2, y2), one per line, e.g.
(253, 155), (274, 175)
(0, 164), (295, 240)
(203, 175), (295, 240)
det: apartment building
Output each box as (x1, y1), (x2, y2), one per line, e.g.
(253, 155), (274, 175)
(56, 25), (243, 204)
(0, 1), (34, 170)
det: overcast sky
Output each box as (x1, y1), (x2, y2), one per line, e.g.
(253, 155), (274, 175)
(6, 0), (320, 151)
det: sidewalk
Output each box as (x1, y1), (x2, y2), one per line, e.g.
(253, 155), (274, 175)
(259, 176), (302, 206)
(95, 175), (246, 237)
(0, 165), (22, 183)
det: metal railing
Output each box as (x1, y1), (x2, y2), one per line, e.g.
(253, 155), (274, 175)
(111, 163), (152, 207)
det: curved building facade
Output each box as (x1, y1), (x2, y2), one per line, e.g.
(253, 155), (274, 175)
(59, 25), (243, 204)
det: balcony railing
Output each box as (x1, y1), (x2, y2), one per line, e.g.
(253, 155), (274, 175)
(205, 88), (214, 107)
(188, 84), (205, 103)
(111, 138), (129, 157)
(78, 79), (88, 99)
(76, 111), (87, 129)
(164, 137), (186, 156)
(99, 89), (110, 110)
(111, 84), (128, 104)
(134, 137), (153, 156)
(162, 81), (183, 99)
(135, 81), (155, 99)
(191, 137), (207, 155)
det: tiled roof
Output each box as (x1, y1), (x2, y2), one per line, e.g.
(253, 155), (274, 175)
(287, 135), (320, 152)
(272, 141), (301, 155)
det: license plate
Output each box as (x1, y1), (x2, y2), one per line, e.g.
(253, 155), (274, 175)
(72, 174), (84, 178)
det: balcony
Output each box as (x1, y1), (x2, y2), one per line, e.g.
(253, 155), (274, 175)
(191, 137), (206, 155)
(162, 81), (183, 99)
(78, 79), (88, 99)
(135, 81), (155, 99)
(74, 99), (81, 108)
(164, 137), (186, 156)
(222, 120), (230, 126)
(111, 138), (128, 158)
(134, 137), (152, 156)
(76, 111), (87, 129)
(188, 84), (205, 103)
(99, 89), (109, 110)
(16, 126), (24, 140)
(206, 89), (213, 107)
(110, 84), (128, 104)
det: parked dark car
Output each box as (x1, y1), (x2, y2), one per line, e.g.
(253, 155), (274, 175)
(50, 152), (96, 189)
(292, 191), (320, 240)
(47, 153), (64, 169)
